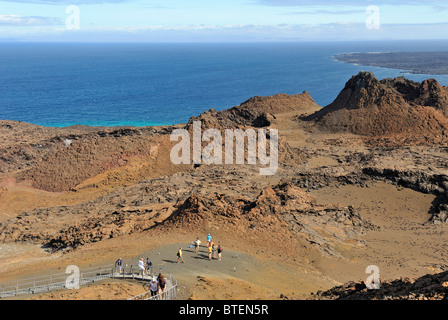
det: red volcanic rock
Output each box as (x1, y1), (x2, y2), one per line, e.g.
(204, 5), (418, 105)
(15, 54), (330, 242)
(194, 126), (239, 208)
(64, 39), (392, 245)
(304, 71), (448, 143)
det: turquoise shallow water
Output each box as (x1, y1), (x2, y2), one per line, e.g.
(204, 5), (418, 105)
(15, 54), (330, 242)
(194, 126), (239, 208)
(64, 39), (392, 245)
(1, 40), (448, 127)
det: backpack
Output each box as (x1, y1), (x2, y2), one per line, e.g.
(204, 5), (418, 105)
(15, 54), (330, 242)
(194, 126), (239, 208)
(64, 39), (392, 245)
(150, 281), (158, 291)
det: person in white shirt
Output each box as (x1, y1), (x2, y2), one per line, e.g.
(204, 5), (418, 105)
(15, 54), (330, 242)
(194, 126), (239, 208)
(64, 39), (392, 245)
(150, 277), (159, 299)
(194, 237), (201, 253)
(138, 258), (145, 277)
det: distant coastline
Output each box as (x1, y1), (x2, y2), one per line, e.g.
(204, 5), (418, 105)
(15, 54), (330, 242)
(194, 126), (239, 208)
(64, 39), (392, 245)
(334, 51), (448, 75)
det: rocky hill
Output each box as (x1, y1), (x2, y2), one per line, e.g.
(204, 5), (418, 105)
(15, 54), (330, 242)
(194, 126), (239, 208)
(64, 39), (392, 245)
(311, 270), (448, 300)
(187, 91), (321, 130)
(304, 71), (448, 144)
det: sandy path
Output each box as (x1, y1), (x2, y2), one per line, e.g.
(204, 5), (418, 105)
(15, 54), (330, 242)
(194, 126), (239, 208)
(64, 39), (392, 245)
(95, 242), (338, 300)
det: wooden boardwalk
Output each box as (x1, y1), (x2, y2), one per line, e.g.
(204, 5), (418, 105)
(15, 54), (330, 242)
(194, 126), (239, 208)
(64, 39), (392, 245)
(0, 265), (177, 300)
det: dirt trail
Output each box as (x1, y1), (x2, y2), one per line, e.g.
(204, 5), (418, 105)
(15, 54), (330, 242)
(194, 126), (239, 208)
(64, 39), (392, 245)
(2, 241), (338, 300)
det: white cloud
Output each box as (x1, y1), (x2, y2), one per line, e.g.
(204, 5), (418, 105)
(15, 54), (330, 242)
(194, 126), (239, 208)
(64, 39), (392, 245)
(254, 0), (442, 6)
(0, 14), (62, 26)
(3, 21), (448, 42)
(0, 0), (128, 4)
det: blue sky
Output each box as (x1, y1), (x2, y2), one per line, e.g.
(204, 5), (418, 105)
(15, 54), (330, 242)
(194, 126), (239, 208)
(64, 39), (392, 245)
(0, 0), (448, 41)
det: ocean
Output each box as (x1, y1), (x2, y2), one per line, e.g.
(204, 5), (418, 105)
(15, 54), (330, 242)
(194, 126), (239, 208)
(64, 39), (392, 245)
(1, 40), (448, 128)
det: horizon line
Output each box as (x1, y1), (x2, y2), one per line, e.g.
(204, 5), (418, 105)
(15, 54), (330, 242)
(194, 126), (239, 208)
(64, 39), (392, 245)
(2, 38), (448, 44)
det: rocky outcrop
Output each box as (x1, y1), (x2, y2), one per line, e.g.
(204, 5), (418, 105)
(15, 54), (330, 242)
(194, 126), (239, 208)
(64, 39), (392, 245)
(0, 180), (371, 255)
(383, 77), (448, 116)
(161, 182), (371, 258)
(46, 206), (174, 251)
(304, 72), (448, 144)
(0, 204), (175, 252)
(311, 270), (448, 300)
(0, 121), (180, 192)
(186, 91), (321, 130)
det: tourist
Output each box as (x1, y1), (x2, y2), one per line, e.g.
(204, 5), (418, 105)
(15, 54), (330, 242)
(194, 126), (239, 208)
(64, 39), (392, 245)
(217, 243), (223, 261)
(158, 273), (167, 300)
(212, 242), (216, 259)
(138, 258), (145, 277)
(194, 237), (201, 253)
(149, 276), (159, 299)
(115, 257), (123, 273)
(177, 247), (184, 263)
(206, 233), (212, 246)
(208, 244), (212, 261)
(146, 257), (153, 275)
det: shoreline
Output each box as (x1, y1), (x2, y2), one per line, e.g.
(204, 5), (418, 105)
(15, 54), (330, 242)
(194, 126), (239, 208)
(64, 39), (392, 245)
(0, 119), (175, 130)
(334, 51), (448, 76)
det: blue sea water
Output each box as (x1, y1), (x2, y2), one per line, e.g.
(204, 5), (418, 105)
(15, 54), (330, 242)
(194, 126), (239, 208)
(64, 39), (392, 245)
(1, 40), (448, 128)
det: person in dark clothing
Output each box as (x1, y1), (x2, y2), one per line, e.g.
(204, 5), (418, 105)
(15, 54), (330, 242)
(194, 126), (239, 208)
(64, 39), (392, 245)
(115, 257), (123, 273)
